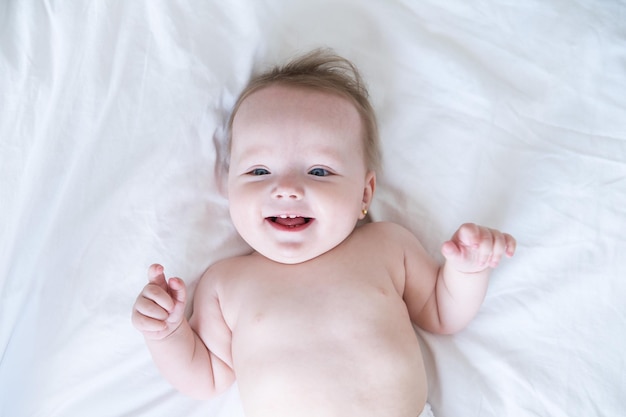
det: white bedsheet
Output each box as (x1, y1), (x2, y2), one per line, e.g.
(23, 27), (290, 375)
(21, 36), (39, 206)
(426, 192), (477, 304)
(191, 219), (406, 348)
(1, 1), (625, 416)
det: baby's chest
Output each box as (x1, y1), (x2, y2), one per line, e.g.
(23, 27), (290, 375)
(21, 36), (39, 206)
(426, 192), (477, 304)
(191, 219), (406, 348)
(222, 258), (403, 333)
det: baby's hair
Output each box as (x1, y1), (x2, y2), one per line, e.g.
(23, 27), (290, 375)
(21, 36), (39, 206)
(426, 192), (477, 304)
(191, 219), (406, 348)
(227, 48), (381, 172)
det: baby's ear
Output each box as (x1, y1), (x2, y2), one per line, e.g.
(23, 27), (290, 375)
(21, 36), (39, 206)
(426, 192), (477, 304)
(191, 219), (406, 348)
(362, 170), (376, 207)
(357, 171), (376, 225)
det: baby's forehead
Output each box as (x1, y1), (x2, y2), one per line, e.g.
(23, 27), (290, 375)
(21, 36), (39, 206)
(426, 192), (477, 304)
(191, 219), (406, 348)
(233, 84), (361, 135)
(230, 84), (365, 156)
(226, 82), (372, 170)
(239, 83), (359, 113)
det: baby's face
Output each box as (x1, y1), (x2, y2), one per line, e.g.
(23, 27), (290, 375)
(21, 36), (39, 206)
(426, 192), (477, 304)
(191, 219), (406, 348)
(228, 84), (375, 264)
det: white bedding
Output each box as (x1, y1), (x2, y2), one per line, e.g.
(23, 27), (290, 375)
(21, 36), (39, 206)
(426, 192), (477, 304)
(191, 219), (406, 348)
(1, 1), (625, 416)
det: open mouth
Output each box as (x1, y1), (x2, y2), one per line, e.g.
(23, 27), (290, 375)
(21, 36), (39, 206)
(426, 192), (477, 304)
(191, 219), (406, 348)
(266, 215), (314, 230)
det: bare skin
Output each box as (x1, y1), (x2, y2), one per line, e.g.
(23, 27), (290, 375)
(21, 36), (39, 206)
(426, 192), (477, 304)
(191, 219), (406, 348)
(198, 222), (430, 416)
(132, 84), (516, 417)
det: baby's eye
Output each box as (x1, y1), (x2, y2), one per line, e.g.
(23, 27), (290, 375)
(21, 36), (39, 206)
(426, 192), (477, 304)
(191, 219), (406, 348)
(308, 167), (330, 177)
(249, 168), (270, 176)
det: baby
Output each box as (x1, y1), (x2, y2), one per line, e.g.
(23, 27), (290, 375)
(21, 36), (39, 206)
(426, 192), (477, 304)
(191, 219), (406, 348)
(132, 49), (516, 417)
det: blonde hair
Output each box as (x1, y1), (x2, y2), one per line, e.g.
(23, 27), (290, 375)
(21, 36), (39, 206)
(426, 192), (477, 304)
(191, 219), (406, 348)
(227, 48), (381, 172)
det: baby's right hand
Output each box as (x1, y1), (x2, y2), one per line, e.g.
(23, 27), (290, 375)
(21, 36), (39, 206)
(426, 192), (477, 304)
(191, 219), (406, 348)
(131, 264), (187, 341)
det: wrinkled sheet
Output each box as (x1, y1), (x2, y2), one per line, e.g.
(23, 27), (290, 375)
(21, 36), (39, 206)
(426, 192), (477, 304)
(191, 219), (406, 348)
(1, 1), (625, 416)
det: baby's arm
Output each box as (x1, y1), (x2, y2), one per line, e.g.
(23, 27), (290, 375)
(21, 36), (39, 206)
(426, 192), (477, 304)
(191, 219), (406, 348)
(131, 264), (234, 399)
(403, 223), (516, 334)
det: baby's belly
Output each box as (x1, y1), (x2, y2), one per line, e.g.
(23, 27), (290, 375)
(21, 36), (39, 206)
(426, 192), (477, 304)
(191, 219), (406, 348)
(232, 309), (427, 417)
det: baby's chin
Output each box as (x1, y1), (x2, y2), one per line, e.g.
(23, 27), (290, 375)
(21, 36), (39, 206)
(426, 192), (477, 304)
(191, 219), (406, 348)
(257, 251), (320, 265)
(254, 245), (334, 265)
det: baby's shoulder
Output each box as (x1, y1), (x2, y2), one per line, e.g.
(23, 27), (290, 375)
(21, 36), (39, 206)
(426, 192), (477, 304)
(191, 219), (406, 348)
(354, 221), (427, 257)
(357, 221), (418, 243)
(195, 253), (254, 290)
(201, 253), (254, 279)
(194, 254), (265, 307)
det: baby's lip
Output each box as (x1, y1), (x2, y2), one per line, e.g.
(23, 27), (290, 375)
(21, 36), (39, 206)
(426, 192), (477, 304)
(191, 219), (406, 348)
(266, 215), (314, 230)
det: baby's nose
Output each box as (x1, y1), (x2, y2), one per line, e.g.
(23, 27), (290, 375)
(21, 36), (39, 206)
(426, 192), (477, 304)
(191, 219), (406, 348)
(272, 177), (304, 200)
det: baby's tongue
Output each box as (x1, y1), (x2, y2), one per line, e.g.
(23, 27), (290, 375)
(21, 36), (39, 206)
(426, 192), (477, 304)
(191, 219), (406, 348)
(275, 217), (306, 227)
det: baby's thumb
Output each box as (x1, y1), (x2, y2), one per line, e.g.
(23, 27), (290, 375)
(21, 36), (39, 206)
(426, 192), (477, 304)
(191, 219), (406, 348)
(441, 240), (461, 261)
(168, 278), (187, 305)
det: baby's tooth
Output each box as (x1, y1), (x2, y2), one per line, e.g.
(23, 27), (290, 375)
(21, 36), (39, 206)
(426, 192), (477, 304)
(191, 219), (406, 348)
(289, 215), (296, 218)
(280, 214), (287, 218)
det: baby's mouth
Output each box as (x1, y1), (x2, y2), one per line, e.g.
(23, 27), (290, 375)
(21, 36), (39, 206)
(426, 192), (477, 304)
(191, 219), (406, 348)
(267, 215), (313, 229)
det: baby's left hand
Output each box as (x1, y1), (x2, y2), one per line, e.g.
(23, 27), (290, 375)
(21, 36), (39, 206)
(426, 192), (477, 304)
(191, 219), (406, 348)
(441, 223), (516, 273)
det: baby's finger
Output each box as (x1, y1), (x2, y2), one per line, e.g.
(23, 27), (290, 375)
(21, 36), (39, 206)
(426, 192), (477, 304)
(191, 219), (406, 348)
(140, 283), (175, 313)
(132, 311), (168, 332)
(148, 264), (168, 290)
(456, 223), (482, 248)
(488, 231), (508, 267)
(131, 299), (168, 331)
(134, 295), (170, 321)
(504, 233), (517, 257)
(441, 240), (462, 260)
(168, 277), (187, 305)
(467, 226), (489, 262)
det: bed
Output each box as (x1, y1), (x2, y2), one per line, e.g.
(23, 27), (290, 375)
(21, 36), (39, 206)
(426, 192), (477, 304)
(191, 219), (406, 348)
(1, 1), (625, 416)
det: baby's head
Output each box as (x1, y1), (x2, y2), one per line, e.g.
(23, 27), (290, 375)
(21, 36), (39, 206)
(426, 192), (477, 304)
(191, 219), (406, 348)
(227, 49), (381, 264)
(227, 49), (381, 172)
